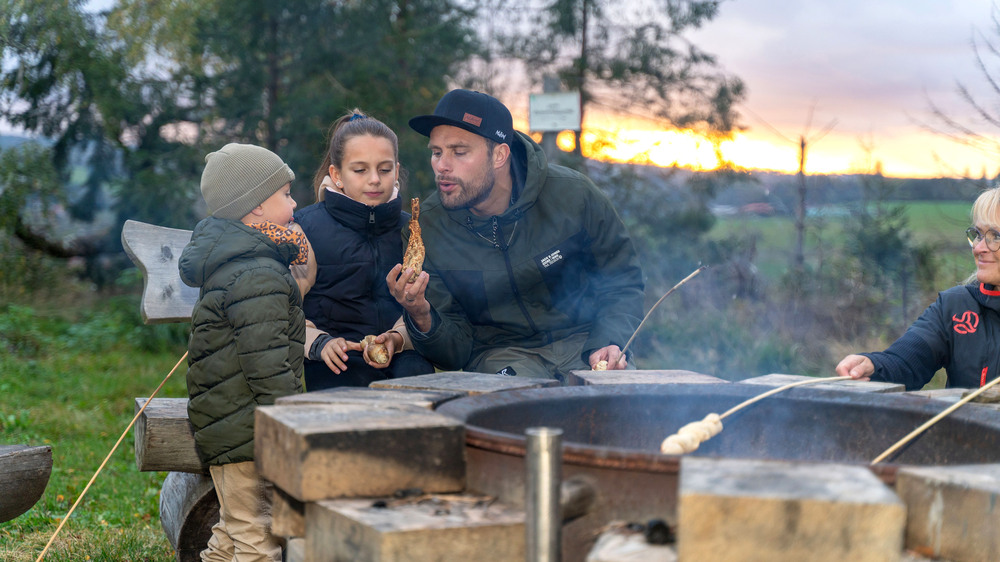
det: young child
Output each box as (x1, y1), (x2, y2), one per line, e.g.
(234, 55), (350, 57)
(179, 143), (307, 562)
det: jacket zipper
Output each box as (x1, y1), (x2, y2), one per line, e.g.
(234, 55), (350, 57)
(493, 217), (544, 340)
(369, 209), (382, 331)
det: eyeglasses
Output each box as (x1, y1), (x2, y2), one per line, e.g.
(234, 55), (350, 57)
(966, 227), (1000, 252)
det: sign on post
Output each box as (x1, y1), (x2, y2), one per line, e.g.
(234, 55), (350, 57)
(529, 92), (581, 132)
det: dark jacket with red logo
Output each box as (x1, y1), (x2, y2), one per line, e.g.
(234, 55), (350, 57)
(863, 283), (1000, 390)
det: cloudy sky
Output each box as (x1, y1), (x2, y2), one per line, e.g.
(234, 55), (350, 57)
(681, 0), (1000, 177)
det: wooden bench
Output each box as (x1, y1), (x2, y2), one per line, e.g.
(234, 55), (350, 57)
(121, 220), (216, 562)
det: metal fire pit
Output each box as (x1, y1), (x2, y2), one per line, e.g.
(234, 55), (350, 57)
(435, 383), (1000, 559)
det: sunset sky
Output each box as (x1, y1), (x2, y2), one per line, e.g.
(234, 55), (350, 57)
(515, 0), (1000, 179)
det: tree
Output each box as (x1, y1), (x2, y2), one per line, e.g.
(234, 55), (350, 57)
(0, 0), (480, 286)
(924, 4), (1000, 178)
(496, 0), (745, 157)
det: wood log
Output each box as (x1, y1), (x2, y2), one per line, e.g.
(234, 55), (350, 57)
(134, 397), (206, 474)
(159, 471), (218, 562)
(0, 444), (52, 523)
(121, 219), (198, 324)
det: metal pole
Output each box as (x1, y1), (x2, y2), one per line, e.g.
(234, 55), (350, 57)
(526, 427), (562, 562)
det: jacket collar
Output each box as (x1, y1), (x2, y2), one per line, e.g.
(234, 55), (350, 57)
(322, 190), (402, 234)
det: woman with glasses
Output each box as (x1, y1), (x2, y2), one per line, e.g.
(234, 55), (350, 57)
(835, 186), (1000, 390)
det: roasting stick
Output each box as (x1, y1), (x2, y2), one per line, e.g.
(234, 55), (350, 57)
(36, 352), (188, 562)
(660, 375), (852, 455)
(871, 374), (1000, 465)
(596, 266), (706, 371)
(719, 375), (850, 420)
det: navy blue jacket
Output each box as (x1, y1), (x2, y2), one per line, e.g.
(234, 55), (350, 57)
(294, 192), (407, 342)
(864, 283), (1000, 390)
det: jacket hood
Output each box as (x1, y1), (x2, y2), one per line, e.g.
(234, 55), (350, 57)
(179, 216), (298, 288)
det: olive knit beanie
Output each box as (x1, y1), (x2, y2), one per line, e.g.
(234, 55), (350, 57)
(200, 143), (295, 220)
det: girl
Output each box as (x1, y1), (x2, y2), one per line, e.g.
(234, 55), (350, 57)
(294, 110), (434, 389)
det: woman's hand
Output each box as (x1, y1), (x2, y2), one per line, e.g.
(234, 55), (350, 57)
(835, 354), (874, 381)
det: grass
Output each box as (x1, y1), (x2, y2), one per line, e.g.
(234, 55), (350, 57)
(0, 295), (188, 561)
(708, 200), (974, 284)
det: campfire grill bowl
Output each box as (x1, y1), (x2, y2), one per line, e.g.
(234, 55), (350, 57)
(435, 383), (1000, 559)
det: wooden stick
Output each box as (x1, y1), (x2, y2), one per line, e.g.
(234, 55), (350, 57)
(870, 375), (1000, 465)
(617, 266), (706, 364)
(36, 352), (188, 562)
(720, 375), (850, 420)
(662, 375), (851, 455)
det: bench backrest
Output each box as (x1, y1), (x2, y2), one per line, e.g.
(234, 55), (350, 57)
(121, 219), (198, 324)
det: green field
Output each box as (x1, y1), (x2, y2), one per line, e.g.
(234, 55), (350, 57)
(708, 201), (975, 284)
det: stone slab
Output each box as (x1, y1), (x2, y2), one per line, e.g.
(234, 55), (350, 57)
(306, 495), (524, 562)
(255, 404), (465, 502)
(276, 387), (461, 410)
(895, 463), (1000, 562)
(271, 487), (304, 538)
(678, 457), (905, 562)
(566, 369), (727, 386)
(369, 371), (558, 395)
(904, 388), (967, 401)
(740, 373), (905, 393)
(902, 388), (1000, 412)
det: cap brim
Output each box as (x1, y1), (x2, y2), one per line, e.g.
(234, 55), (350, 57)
(409, 115), (483, 139)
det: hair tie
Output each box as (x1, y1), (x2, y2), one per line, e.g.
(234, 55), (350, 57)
(349, 113), (366, 122)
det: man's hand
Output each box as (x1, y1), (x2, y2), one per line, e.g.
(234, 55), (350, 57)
(319, 337), (362, 374)
(387, 264), (432, 332)
(835, 354), (874, 381)
(589, 345), (627, 370)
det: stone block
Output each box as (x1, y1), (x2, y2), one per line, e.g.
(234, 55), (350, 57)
(898, 389), (1000, 413)
(895, 463), (1000, 562)
(305, 495), (524, 562)
(255, 404), (465, 502)
(678, 457), (905, 562)
(271, 487), (304, 538)
(369, 371), (558, 395)
(741, 373), (904, 393)
(566, 369), (727, 386)
(276, 387), (461, 410)
(904, 388), (967, 401)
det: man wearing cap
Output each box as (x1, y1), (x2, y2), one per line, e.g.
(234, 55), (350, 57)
(387, 89), (645, 380)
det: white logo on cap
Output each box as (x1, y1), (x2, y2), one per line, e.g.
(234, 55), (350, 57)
(496, 130), (507, 140)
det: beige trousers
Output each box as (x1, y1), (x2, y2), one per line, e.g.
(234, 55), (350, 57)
(201, 461), (282, 562)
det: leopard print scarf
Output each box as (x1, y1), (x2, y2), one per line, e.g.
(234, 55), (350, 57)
(248, 221), (309, 265)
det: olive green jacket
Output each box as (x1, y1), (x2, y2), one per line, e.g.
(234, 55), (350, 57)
(179, 217), (304, 465)
(405, 132), (644, 371)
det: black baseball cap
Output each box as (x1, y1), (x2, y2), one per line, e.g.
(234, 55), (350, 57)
(409, 89), (514, 145)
